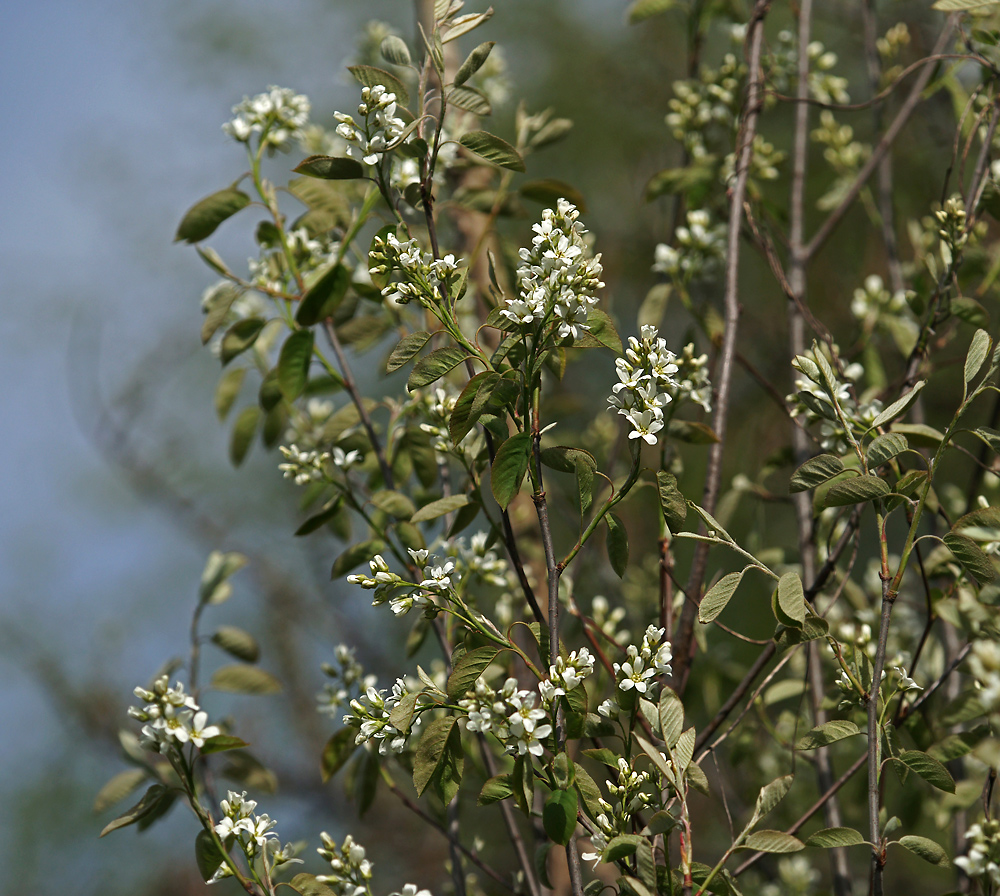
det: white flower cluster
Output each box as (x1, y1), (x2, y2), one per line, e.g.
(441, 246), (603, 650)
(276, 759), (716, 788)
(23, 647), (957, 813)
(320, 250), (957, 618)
(369, 234), (464, 307)
(788, 350), (882, 454)
(278, 444), (331, 486)
(223, 86), (310, 150)
(759, 855), (821, 896)
(969, 638), (1000, 712)
(936, 195), (968, 261)
(851, 274), (909, 323)
(665, 55), (744, 159)
(612, 625), (673, 693)
(214, 790), (277, 850)
(669, 343), (713, 412)
(768, 31), (849, 105)
(501, 199), (605, 341)
(721, 133), (785, 185)
(580, 758), (652, 867)
(335, 85), (406, 166)
(460, 677), (554, 757)
(248, 227), (338, 295)
(344, 678), (418, 755)
(346, 548), (458, 616)
(444, 531), (514, 589)
(590, 595), (630, 646)
(607, 325), (680, 445)
(318, 644), (374, 717)
(653, 209), (726, 281)
(317, 832), (373, 896)
(545, 647), (596, 697)
(811, 112), (870, 211)
(129, 676), (220, 752)
(956, 819), (1000, 886)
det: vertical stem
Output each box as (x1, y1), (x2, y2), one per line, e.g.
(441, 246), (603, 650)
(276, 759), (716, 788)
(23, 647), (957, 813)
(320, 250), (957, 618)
(672, 0), (772, 693)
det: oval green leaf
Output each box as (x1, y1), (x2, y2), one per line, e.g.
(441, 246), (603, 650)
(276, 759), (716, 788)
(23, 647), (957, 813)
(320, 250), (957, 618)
(796, 719), (860, 750)
(822, 474), (890, 507)
(460, 130), (526, 172)
(175, 188), (250, 243)
(408, 346), (471, 390)
(491, 432), (531, 510)
(210, 664), (282, 695)
(606, 513), (629, 578)
(277, 329), (314, 402)
(698, 569), (745, 623)
(294, 155), (366, 180)
(805, 827), (867, 848)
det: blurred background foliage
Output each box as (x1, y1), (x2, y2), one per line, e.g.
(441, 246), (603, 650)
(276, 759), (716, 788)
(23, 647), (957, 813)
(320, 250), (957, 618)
(0, 0), (980, 894)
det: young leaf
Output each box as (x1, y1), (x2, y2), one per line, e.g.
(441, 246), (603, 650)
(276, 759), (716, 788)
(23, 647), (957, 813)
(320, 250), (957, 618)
(656, 471), (687, 530)
(448, 86), (492, 116)
(94, 768), (148, 814)
(460, 130), (526, 171)
(898, 750), (956, 793)
(606, 513), (629, 577)
(965, 328), (992, 384)
(933, 0), (999, 9)
(412, 717), (456, 797)
(478, 774), (514, 805)
(294, 155), (366, 180)
(805, 827), (866, 848)
(210, 664), (282, 695)
(520, 179), (587, 212)
(199, 735), (250, 755)
(447, 647), (501, 701)
(870, 380), (925, 429)
(543, 789), (579, 845)
(895, 835), (950, 866)
(822, 474), (890, 507)
(210, 626), (260, 663)
(454, 41), (495, 86)
(698, 569), (745, 623)
(411, 494), (472, 523)
(776, 571), (806, 626)
(229, 406), (261, 466)
(943, 532), (997, 582)
(408, 346), (471, 390)
(99, 784), (169, 837)
(321, 728), (358, 782)
(277, 330), (314, 401)
(285, 874), (340, 896)
(742, 831), (805, 853)
(627, 0), (677, 23)
(380, 34), (412, 66)
(331, 539), (385, 578)
(796, 720), (861, 750)
(754, 774), (794, 821)
(371, 490), (416, 519)
(297, 264), (351, 326)
(221, 318), (266, 365)
(194, 829), (226, 882)
(175, 188), (250, 243)
(658, 687), (684, 748)
(491, 432), (531, 509)
(215, 367), (246, 420)
(603, 833), (644, 863)
(386, 331), (432, 373)
(866, 432), (908, 468)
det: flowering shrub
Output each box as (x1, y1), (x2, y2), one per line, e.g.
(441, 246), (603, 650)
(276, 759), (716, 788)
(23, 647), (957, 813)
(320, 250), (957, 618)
(98, 2), (1000, 896)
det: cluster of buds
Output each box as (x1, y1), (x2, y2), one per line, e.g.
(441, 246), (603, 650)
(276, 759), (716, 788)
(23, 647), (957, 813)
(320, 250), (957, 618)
(612, 625), (674, 693)
(444, 531), (514, 589)
(343, 678), (415, 754)
(129, 676), (220, 752)
(653, 209), (726, 282)
(335, 84), (407, 166)
(936, 196), (968, 265)
(501, 200), (605, 341)
(278, 444), (331, 486)
(346, 548), (460, 617)
(665, 55), (744, 158)
(607, 325), (681, 445)
(369, 233), (464, 307)
(668, 343), (713, 413)
(580, 758), (652, 867)
(318, 644), (374, 717)
(317, 833), (374, 896)
(223, 85), (310, 150)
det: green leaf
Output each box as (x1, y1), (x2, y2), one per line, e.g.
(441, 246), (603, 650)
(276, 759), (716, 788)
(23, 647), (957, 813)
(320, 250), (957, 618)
(454, 41), (495, 86)
(520, 179), (587, 213)
(965, 329), (992, 384)
(478, 774), (514, 805)
(606, 513), (629, 578)
(210, 626), (260, 663)
(604, 833), (644, 863)
(755, 774), (794, 821)
(933, 0), (999, 9)
(94, 768), (148, 814)
(460, 130), (526, 172)
(450, 371), (517, 445)
(371, 490), (416, 519)
(627, 0), (677, 22)
(928, 727), (991, 762)
(448, 85), (492, 116)
(199, 734), (250, 755)
(776, 572), (806, 626)
(331, 539), (385, 578)
(408, 346), (471, 390)
(210, 664), (282, 695)
(870, 381), (925, 429)
(895, 835), (950, 866)
(387, 331), (432, 373)
(447, 647), (501, 701)
(295, 497), (345, 537)
(194, 829), (226, 882)
(658, 687), (684, 748)
(413, 717), (457, 797)
(346, 65), (410, 105)
(297, 264), (351, 326)
(199, 550), (247, 605)
(380, 34), (411, 66)
(100, 784), (169, 837)
(175, 188), (250, 243)
(805, 827), (866, 848)
(790, 454), (845, 492)
(943, 532), (997, 581)
(276, 330), (314, 402)
(294, 155), (366, 180)
(491, 432), (531, 509)
(321, 728), (358, 782)
(796, 720), (860, 750)
(698, 569), (745, 623)
(657, 471), (687, 530)
(511, 754), (535, 815)
(573, 764), (605, 820)
(221, 318), (265, 365)
(822, 474), (890, 507)
(411, 494), (471, 523)
(215, 367), (246, 420)
(229, 406), (260, 466)
(543, 789), (579, 845)
(742, 831), (805, 853)
(891, 422), (945, 446)
(866, 432), (908, 468)
(897, 750), (956, 793)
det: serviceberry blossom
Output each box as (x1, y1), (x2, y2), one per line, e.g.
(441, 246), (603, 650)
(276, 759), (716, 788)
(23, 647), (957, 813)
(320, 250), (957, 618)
(613, 625), (672, 692)
(317, 644), (374, 716)
(213, 790), (279, 856)
(580, 758), (652, 867)
(608, 325), (680, 445)
(458, 677), (553, 757)
(955, 820), (1000, 886)
(653, 209), (726, 281)
(969, 638), (1000, 712)
(346, 554), (405, 605)
(335, 84), (407, 166)
(369, 234), (465, 308)
(390, 885), (433, 896)
(501, 199), (605, 341)
(344, 678), (413, 754)
(128, 676), (220, 752)
(317, 832), (374, 896)
(668, 343), (713, 412)
(665, 55), (744, 159)
(443, 532), (514, 589)
(223, 86), (310, 150)
(548, 647), (595, 693)
(278, 444), (330, 485)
